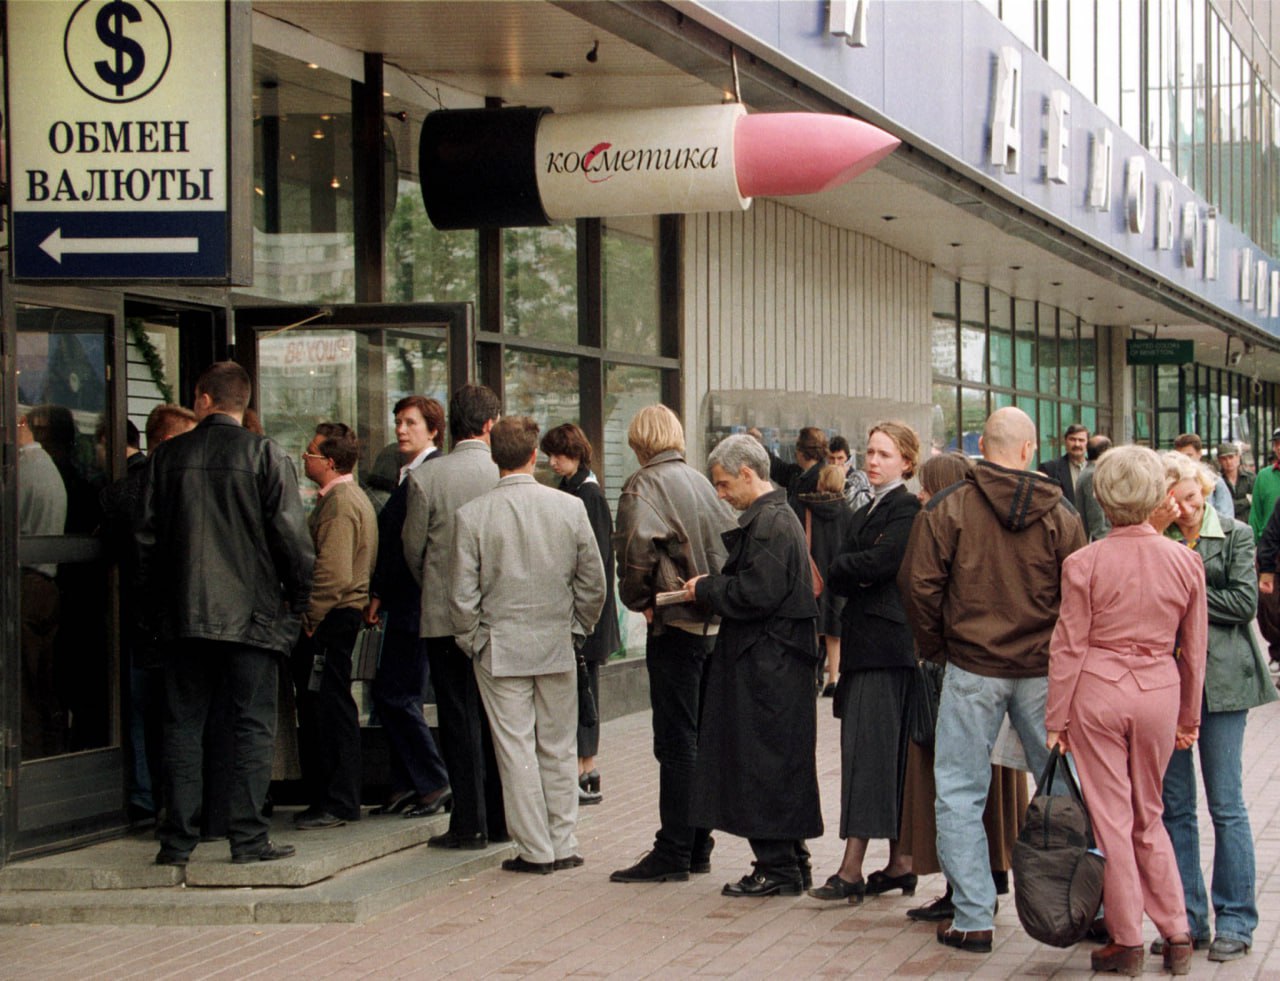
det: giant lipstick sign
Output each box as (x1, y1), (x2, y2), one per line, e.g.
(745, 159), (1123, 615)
(419, 104), (900, 229)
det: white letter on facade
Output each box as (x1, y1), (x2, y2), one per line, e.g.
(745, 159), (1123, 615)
(1088, 129), (1113, 210)
(1156, 181), (1175, 249)
(990, 47), (1021, 173)
(1047, 91), (1069, 184)
(1125, 157), (1146, 234)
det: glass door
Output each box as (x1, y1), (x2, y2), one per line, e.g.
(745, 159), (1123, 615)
(7, 285), (126, 856)
(236, 304), (472, 502)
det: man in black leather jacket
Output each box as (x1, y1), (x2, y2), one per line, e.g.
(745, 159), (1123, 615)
(136, 362), (314, 866)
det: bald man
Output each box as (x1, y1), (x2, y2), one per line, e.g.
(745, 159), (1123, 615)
(900, 407), (1086, 953)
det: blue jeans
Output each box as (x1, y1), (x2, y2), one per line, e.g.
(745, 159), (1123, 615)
(1162, 708), (1257, 945)
(934, 664), (1051, 932)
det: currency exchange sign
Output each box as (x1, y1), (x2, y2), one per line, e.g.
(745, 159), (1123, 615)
(6, 0), (248, 282)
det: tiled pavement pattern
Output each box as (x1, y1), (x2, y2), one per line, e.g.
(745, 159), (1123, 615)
(3, 694), (1280, 978)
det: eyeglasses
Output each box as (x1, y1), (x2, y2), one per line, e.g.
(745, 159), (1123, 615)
(301, 450), (325, 460)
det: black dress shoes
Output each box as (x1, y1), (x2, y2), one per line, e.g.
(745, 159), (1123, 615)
(722, 870), (802, 898)
(866, 869), (918, 896)
(231, 841), (296, 864)
(808, 874), (866, 902)
(154, 848), (189, 867)
(907, 889), (956, 922)
(501, 856), (553, 875)
(610, 851), (690, 883)
(427, 830), (488, 850)
(553, 855), (585, 870)
(404, 788), (453, 818)
(371, 789), (416, 816)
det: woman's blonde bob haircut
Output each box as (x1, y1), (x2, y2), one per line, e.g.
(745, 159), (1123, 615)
(1161, 450), (1216, 496)
(1093, 445), (1167, 527)
(627, 404), (685, 464)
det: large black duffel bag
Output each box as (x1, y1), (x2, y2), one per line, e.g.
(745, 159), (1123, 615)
(1012, 746), (1105, 948)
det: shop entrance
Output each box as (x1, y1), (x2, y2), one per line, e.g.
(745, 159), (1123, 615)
(6, 285), (124, 857)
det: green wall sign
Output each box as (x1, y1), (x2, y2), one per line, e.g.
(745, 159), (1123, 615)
(1125, 339), (1195, 365)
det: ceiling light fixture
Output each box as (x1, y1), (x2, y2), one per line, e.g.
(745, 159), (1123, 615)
(546, 70), (570, 80)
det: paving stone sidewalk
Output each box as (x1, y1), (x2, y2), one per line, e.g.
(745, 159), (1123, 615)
(3, 694), (1280, 978)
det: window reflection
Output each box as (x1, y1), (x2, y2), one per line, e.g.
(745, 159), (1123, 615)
(504, 225), (578, 343)
(16, 304), (112, 760)
(603, 217), (659, 355)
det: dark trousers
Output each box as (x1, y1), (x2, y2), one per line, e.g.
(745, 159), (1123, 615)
(1257, 578), (1280, 661)
(577, 659), (601, 758)
(291, 609), (363, 820)
(749, 838), (810, 883)
(373, 626), (449, 795)
(646, 627), (715, 868)
(159, 641), (277, 859)
(425, 635), (506, 839)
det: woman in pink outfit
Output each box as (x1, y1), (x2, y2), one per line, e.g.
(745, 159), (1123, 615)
(1045, 445), (1207, 977)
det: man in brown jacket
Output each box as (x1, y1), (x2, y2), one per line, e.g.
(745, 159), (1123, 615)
(900, 407), (1085, 953)
(293, 422), (378, 829)
(610, 405), (734, 884)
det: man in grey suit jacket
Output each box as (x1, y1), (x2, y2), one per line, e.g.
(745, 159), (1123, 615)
(402, 384), (504, 849)
(451, 417), (606, 874)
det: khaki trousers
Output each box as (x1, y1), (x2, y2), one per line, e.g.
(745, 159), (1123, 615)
(473, 658), (578, 864)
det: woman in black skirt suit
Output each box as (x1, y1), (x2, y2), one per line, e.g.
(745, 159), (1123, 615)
(542, 423), (622, 804)
(809, 421), (921, 903)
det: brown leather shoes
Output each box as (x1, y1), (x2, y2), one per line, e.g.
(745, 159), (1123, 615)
(936, 923), (993, 953)
(1090, 942), (1144, 976)
(1162, 937), (1193, 975)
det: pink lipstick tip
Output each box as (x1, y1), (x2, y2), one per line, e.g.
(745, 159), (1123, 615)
(734, 113), (900, 199)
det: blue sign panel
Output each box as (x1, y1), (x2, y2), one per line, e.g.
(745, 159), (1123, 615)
(12, 211), (228, 279)
(6, 0), (237, 282)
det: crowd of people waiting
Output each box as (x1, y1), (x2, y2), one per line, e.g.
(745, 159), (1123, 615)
(59, 361), (1279, 974)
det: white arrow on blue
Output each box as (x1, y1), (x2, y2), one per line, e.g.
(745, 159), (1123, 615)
(39, 227), (199, 263)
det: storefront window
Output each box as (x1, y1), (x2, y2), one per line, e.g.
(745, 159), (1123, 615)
(1014, 299), (1037, 390)
(932, 276), (957, 379)
(960, 388), (988, 456)
(931, 382), (958, 455)
(504, 225), (578, 343)
(16, 304), (113, 760)
(383, 98), (477, 304)
(1038, 304), (1059, 397)
(959, 282), (987, 384)
(603, 217), (659, 355)
(250, 49), (361, 304)
(503, 349), (580, 483)
(604, 363), (664, 505)
(989, 288), (1013, 389)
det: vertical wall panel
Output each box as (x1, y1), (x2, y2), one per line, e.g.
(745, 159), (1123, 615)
(682, 200), (933, 459)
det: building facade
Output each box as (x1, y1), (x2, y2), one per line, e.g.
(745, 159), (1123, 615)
(4, 0), (1280, 863)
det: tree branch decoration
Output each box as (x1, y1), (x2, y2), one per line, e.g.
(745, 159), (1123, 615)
(127, 317), (175, 404)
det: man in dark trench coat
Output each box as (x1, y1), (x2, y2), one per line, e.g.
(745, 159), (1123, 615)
(678, 433), (824, 897)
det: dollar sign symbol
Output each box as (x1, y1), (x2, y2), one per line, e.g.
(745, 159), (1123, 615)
(94, 0), (145, 98)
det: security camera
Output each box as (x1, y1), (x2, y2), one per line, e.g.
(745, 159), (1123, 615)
(1229, 349), (1244, 366)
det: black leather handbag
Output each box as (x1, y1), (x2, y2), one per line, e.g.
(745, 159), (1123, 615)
(907, 659), (944, 747)
(577, 655), (598, 729)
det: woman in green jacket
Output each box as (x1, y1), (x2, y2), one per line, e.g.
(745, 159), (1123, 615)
(1155, 452), (1277, 963)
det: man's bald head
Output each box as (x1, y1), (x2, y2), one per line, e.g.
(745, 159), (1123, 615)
(980, 407), (1037, 469)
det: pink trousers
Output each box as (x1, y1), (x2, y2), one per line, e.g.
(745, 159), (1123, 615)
(1068, 670), (1190, 947)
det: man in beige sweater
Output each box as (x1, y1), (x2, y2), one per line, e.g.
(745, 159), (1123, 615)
(292, 422), (378, 829)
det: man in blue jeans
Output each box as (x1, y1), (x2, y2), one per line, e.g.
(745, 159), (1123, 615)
(901, 408), (1085, 952)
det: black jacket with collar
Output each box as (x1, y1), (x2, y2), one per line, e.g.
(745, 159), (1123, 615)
(826, 484), (920, 673)
(135, 413), (315, 655)
(1039, 453), (1079, 507)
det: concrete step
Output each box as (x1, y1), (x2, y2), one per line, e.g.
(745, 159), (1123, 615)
(0, 805), (520, 924)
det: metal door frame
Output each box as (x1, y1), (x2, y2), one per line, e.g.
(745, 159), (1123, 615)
(2, 282), (127, 862)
